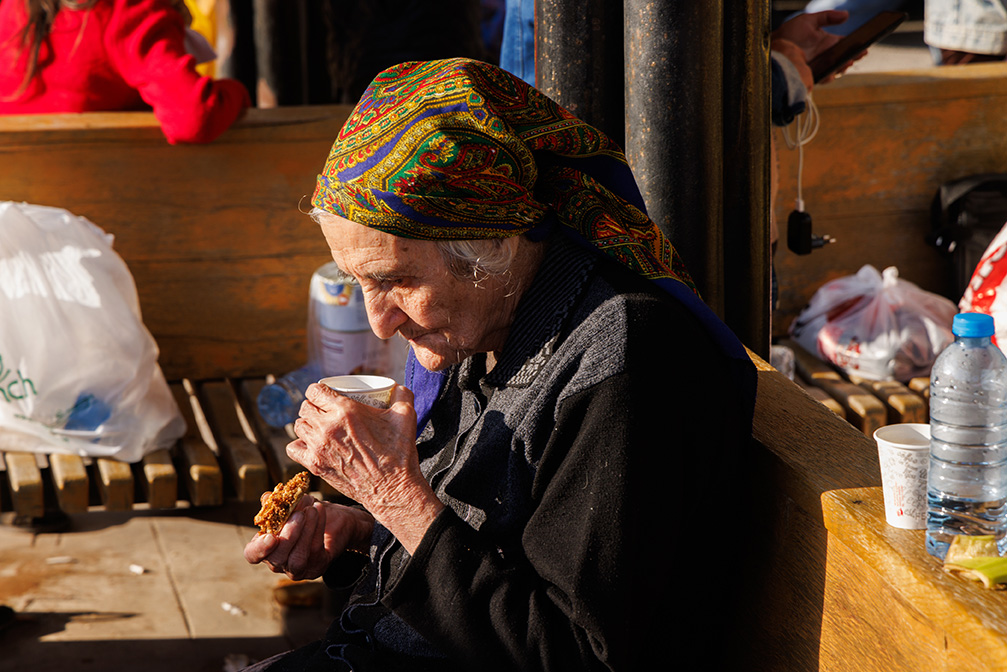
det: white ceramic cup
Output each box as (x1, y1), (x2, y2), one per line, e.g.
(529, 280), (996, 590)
(874, 423), (931, 529)
(319, 375), (396, 409)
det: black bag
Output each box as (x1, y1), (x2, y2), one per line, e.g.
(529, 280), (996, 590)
(929, 173), (1007, 301)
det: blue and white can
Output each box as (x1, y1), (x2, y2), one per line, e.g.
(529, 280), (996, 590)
(309, 261), (391, 377)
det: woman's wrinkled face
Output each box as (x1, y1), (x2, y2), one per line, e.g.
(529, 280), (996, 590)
(318, 215), (524, 372)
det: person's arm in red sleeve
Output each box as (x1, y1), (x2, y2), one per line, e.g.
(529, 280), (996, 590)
(104, 0), (249, 144)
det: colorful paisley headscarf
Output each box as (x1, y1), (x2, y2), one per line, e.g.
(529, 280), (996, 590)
(311, 57), (697, 293)
(311, 58), (754, 428)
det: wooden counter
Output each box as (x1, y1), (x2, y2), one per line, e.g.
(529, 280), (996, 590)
(821, 487), (1007, 671)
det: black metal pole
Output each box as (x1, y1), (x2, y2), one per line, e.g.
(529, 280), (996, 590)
(538, 0), (771, 355)
(535, 0), (625, 147)
(723, 0), (771, 358)
(625, 1), (726, 314)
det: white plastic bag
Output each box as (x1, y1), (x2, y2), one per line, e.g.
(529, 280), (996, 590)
(960, 222), (1007, 356)
(789, 265), (956, 382)
(0, 202), (185, 461)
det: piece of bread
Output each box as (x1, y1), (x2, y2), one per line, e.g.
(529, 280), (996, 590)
(254, 471), (311, 536)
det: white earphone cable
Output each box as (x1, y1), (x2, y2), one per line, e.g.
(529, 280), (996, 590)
(781, 92), (818, 213)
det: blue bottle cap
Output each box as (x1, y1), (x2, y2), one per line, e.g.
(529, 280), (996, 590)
(952, 312), (995, 338)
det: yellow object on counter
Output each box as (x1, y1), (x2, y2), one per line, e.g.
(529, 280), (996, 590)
(944, 535), (1007, 589)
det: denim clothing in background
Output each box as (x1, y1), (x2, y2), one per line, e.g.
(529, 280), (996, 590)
(500, 0), (536, 84)
(925, 0), (1007, 54)
(795, 0), (908, 35)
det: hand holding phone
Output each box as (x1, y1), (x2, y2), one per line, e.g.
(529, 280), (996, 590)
(808, 11), (907, 83)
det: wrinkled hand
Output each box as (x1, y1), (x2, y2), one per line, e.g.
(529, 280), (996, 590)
(288, 383), (444, 555)
(243, 495), (374, 581)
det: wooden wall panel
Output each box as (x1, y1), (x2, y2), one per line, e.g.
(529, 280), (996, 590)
(0, 107), (350, 380)
(773, 64), (1007, 339)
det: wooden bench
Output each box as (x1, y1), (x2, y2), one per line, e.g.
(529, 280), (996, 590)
(733, 351), (883, 671)
(0, 106), (350, 515)
(781, 338), (929, 435)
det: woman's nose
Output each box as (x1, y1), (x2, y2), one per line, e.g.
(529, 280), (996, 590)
(365, 293), (408, 340)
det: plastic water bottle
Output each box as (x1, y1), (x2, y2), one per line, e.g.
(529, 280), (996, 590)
(926, 312), (1007, 559)
(255, 364), (322, 428)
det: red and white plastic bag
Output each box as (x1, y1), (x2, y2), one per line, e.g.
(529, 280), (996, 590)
(789, 265), (956, 382)
(960, 223), (1007, 354)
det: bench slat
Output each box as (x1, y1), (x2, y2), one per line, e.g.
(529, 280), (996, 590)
(4, 451), (44, 518)
(795, 378), (845, 417)
(96, 457), (134, 511)
(238, 377), (303, 484)
(173, 382), (224, 506)
(49, 452), (89, 514)
(784, 338), (843, 381)
(786, 340), (887, 436)
(140, 448), (178, 509)
(177, 437), (224, 507)
(851, 377), (928, 425)
(195, 380), (269, 501)
(827, 381), (887, 436)
(908, 376), (931, 403)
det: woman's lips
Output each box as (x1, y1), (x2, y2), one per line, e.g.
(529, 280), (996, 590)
(401, 330), (435, 344)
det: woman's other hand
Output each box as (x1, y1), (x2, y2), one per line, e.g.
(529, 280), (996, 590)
(289, 383), (445, 555)
(244, 496), (374, 581)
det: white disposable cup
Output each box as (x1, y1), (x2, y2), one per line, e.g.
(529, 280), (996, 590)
(874, 423), (931, 529)
(319, 375), (396, 409)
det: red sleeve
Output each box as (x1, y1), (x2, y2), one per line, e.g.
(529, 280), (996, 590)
(104, 0), (250, 144)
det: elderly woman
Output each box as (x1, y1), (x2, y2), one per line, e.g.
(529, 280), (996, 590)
(243, 58), (756, 671)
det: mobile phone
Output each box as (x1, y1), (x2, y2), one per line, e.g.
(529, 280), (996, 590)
(808, 11), (908, 83)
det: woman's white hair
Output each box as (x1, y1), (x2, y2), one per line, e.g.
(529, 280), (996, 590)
(437, 237), (518, 284)
(309, 207), (518, 284)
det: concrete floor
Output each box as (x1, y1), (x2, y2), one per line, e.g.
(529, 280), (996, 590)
(0, 503), (330, 672)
